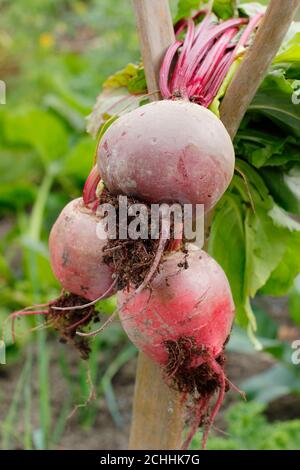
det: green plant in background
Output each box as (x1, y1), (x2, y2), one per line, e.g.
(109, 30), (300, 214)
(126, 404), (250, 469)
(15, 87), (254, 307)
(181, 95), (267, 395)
(1, 0), (300, 451)
(191, 402), (300, 450)
(0, 0), (140, 341)
(0, 0), (141, 450)
(228, 306), (300, 404)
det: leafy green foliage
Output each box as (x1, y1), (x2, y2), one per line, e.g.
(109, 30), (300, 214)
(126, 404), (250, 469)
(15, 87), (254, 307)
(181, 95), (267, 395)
(103, 63), (147, 94)
(238, 1), (266, 17)
(86, 64), (147, 137)
(261, 166), (300, 215)
(242, 364), (300, 404)
(175, 0), (236, 22)
(213, 0), (237, 19)
(261, 229), (300, 296)
(244, 206), (287, 297)
(249, 71), (300, 138)
(235, 129), (299, 169)
(210, 155), (300, 332)
(209, 23), (300, 334)
(175, 0), (202, 22)
(191, 402), (300, 450)
(4, 108), (69, 166)
(209, 194), (247, 323)
(62, 137), (96, 178)
(1, 0), (300, 450)
(289, 274), (300, 327)
(0, 0), (140, 449)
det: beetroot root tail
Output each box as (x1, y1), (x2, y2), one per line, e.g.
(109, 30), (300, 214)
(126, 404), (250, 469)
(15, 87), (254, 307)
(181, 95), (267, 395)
(135, 217), (170, 295)
(181, 360), (226, 451)
(8, 310), (49, 343)
(201, 358), (226, 449)
(51, 279), (117, 312)
(76, 311), (117, 338)
(181, 397), (210, 450)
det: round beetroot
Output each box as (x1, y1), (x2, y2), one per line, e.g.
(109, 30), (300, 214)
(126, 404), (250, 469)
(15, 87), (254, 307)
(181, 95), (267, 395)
(117, 245), (235, 448)
(118, 246), (234, 365)
(97, 100), (235, 211)
(49, 198), (115, 301)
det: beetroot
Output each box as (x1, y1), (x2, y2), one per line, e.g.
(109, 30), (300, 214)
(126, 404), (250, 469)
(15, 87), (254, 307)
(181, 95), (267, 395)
(6, 196), (117, 358)
(49, 197), (115, 301)
(118, 245), (235, 448)
(97, 100), (235, 212)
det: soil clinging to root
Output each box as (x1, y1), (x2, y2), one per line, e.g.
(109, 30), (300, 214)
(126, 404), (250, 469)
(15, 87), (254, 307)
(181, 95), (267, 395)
(99, 189), (181, 291)
(49, 293), (100, 359)
(164, 336), (228, 395)
(163, 336), (231, 449)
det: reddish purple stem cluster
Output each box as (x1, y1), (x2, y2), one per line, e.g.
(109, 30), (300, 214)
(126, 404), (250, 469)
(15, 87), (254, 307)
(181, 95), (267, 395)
(83, 164), (101, 210)
(160, 11), (263, 107)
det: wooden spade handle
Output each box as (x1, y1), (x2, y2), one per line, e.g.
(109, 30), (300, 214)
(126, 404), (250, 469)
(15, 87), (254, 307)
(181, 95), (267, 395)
(129, 1), (181, 450)
(133, 0), (175, 101)
(129, 0), (300, 450)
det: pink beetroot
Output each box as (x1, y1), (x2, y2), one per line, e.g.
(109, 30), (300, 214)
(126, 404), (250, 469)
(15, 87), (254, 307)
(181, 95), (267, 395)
(118, 245), (235, 448)
(97, 100), (235, 212)
(49, 197), (115, 301)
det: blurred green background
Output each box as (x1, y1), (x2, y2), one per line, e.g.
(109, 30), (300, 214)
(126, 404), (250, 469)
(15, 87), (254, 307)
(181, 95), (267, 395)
(0, 0), (142, 450)
(0, 0), (300, 450)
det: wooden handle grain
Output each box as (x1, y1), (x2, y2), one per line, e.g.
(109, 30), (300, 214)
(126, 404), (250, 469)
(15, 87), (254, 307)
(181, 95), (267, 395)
(132, 0), (175, 101)
(129, 0), (181, 451)
(129, 353), (183, 449)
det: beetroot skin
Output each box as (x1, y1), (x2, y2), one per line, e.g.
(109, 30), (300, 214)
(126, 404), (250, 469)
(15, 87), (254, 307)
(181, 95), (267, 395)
(118, 246), (235, 365)
(97, 100), (235, 211)
(118, 245), (235, 448)
(49, 198), (115, 301)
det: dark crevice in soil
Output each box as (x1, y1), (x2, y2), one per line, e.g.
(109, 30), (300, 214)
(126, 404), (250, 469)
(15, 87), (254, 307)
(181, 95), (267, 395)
(163, 336), (229, 396)
(99, 189), (182, 291)
(163, 335), (231, 447)
(265, 395), (300, 422)
(49, 293), (100, 359)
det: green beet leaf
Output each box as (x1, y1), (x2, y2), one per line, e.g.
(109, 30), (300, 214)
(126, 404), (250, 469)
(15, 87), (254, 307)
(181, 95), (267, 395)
(261, 165), (300, 215)
(3, 107), (69, 167)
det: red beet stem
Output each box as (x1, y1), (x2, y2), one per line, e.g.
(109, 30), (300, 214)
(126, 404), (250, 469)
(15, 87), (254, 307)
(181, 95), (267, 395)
(160, 41), (183, 99)
(187, 27), (238, 99)
(175, 19), (188, 38)
(175, 17), (214, 94)
(182, 397), (211, 450)
(201, 359), (226, 449)
(171, 19), (195, 94)
(66, 310), (93, 331)
(202, 13), (264, 106)
(193, 9), (214, 42)
(83, 165), (101, 209)
(76, 311), (117, 338)
(160, 11), (262, 107)
(183, 18), (248, 88)
(10, 310), (49, 342)
(51, 278), (118, 312)
(174, 9), (208, 38)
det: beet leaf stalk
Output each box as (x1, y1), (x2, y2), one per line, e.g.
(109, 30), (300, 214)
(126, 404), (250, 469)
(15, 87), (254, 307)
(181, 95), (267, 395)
(160, 11), (264, 108)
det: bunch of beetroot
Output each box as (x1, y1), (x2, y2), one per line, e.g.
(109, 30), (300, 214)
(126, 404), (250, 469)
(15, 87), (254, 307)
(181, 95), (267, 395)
(96, 99), (236, 450)
(8, 9), (264, 448)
